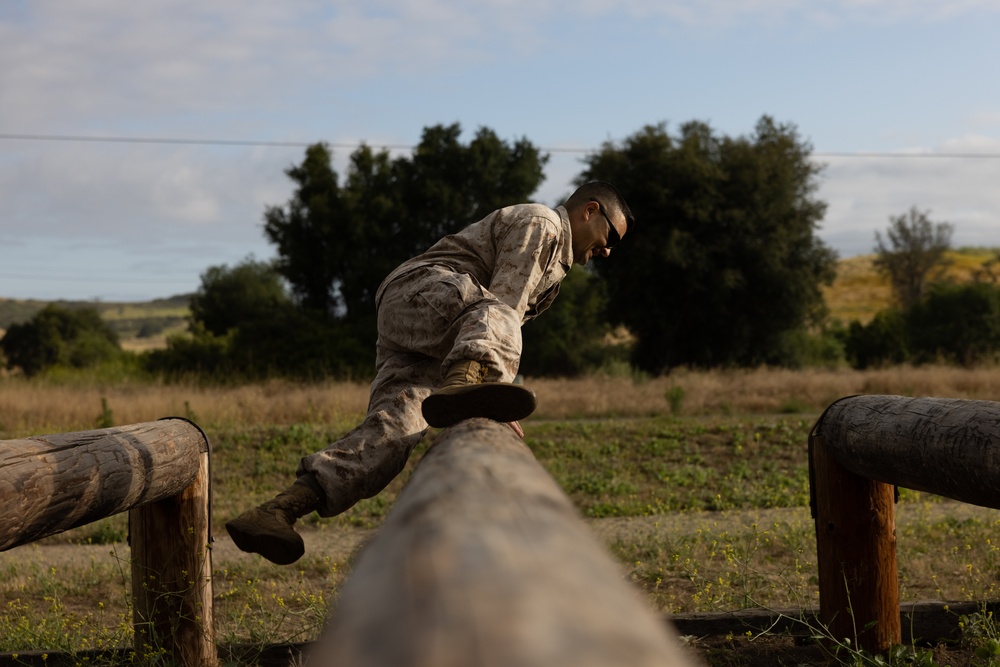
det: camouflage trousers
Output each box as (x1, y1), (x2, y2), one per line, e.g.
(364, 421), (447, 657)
(297, 265), (523, 517)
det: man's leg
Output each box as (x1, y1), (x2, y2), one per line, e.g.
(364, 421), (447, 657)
(413, 272), (536, 427)
(226, 345), (437, 564)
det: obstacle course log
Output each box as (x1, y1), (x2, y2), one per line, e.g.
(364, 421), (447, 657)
(0, 419), (208, 551)
(816, 395), (1000, 509)
(311, 418), (698, 667)
(811, 395), (1000, 655)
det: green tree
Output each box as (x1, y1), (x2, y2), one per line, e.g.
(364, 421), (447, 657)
(906, 282), (1000, 365)
(263, 143), (346, 316)
(843, 309), (909, 369)
(1, 304), (121, 376)
(874, 207), (953, 309)
(263, 124), (547, 328)
(519, 269), (621, 377)
(260, 124), (548, 377)
(189, 257), (291, 336)
(576, 117), (837, 373)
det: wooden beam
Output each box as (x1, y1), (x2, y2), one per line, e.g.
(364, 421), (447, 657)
(817, 395), (1000, 508)
(311, 418), (698, 667)
(0, 419), (208, 551)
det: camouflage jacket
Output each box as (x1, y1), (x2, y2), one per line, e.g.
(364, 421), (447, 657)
(376, 203), (574, 324)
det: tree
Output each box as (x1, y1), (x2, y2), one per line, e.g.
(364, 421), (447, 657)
(263, 143), (346, 317)
(906, 282), (1000, 365)
(1, 304), (121, 376)
(189, 257), (291, 336)
(873, 207), (953, 309)
(576, 117), (837, 373)
(261, 124), (548, 376)
(264, 125), (547, 328)
(843, 309), (909, 369)
(519, 269), (620, 377)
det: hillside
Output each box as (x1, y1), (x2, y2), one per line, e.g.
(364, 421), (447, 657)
(0, 294), (191, 351)
(823, 247), (999, 324)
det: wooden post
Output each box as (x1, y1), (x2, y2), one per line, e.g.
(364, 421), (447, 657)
(0, 419), (207, 551)
(811, 431), (900, 653)
(310, 418), (698, 667)
(130, 444), (216, 666)
(810, 394), (1000, 654)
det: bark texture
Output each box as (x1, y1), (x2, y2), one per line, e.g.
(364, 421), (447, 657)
(0, 419), (207, 551)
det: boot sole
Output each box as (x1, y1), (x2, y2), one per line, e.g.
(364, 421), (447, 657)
(422, 383), (537, 428)
(225, 517), (305, 566)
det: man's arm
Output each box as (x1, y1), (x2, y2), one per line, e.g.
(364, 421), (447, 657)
(487, 211), (561, 321)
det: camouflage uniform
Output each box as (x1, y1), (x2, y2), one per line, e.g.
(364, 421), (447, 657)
(298, 203), (574, 516)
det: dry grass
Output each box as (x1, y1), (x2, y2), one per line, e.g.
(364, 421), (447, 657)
(3, 365), (1000, 437)
(531, 365), (1000, 419)
(0, 379), (371, 437)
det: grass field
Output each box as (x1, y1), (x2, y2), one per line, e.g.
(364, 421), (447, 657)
(2, 367), (1000, 664)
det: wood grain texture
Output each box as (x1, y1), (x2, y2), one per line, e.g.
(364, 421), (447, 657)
(817, 395), (1000, 508)
(130, 450), (216, 666)
(0, 419), (207, 551)
(812, 433), (900, 653)
(311, 418), (700, 667)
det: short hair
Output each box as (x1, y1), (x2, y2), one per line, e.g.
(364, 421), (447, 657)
(565, 181), (635, 234)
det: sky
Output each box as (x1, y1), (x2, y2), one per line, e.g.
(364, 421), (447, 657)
(2, 0), (999, 302)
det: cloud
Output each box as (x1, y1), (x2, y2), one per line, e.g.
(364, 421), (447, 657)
(817, 135), (1000, 256)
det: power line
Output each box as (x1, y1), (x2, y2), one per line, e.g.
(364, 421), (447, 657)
(3, 131), (1000, 158)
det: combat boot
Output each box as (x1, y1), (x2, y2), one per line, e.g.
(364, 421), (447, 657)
(225, 480), (322, 565)
(421, 360), (537, 428)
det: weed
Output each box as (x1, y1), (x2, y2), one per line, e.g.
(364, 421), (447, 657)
(666, 385), (686, 415)
(96, 396), (114, 428)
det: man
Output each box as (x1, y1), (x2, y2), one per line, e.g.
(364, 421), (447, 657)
(226, 180), (633, 564)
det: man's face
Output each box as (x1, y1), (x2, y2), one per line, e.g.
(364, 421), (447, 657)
(570, 199), (627, 265)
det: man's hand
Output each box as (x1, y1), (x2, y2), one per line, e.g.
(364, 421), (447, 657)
(507, 421), (524, 438)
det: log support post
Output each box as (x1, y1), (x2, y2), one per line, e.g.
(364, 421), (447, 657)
(811, 431), (900, 654)
(130, 435), (216, 667)
(810, 394), (1000, 655)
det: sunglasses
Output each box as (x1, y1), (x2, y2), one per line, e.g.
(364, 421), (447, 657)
(590, 198), (621, 249)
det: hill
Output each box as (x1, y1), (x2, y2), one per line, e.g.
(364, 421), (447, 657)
(0, 294), (191, 351)
(823, 247), (999, 324)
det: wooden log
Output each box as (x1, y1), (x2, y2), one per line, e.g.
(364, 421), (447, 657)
(311, 418), (699, 667)
(0, 419), (208, 551)
(811, 431), (900, 653)
(130, 447), (216, 666)
(817, 395), (1000, 509)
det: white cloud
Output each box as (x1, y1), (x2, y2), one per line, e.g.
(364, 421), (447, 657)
(817, 135), (1000, 256)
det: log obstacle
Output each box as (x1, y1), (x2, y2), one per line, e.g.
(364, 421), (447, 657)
(810, 395), (1000, 655)
(0, 419), (215, 667)
(310, 418), (699, 667)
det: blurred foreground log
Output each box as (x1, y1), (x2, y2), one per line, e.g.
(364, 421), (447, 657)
(312, 418), (699, 667)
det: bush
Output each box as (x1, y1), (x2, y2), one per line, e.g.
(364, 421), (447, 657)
(907, 282), (1000, 365)
(0, 305), (122, 376)
(844, 309), (909, 369)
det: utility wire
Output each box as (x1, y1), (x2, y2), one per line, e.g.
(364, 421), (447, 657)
(3, 132), (1000, 158)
